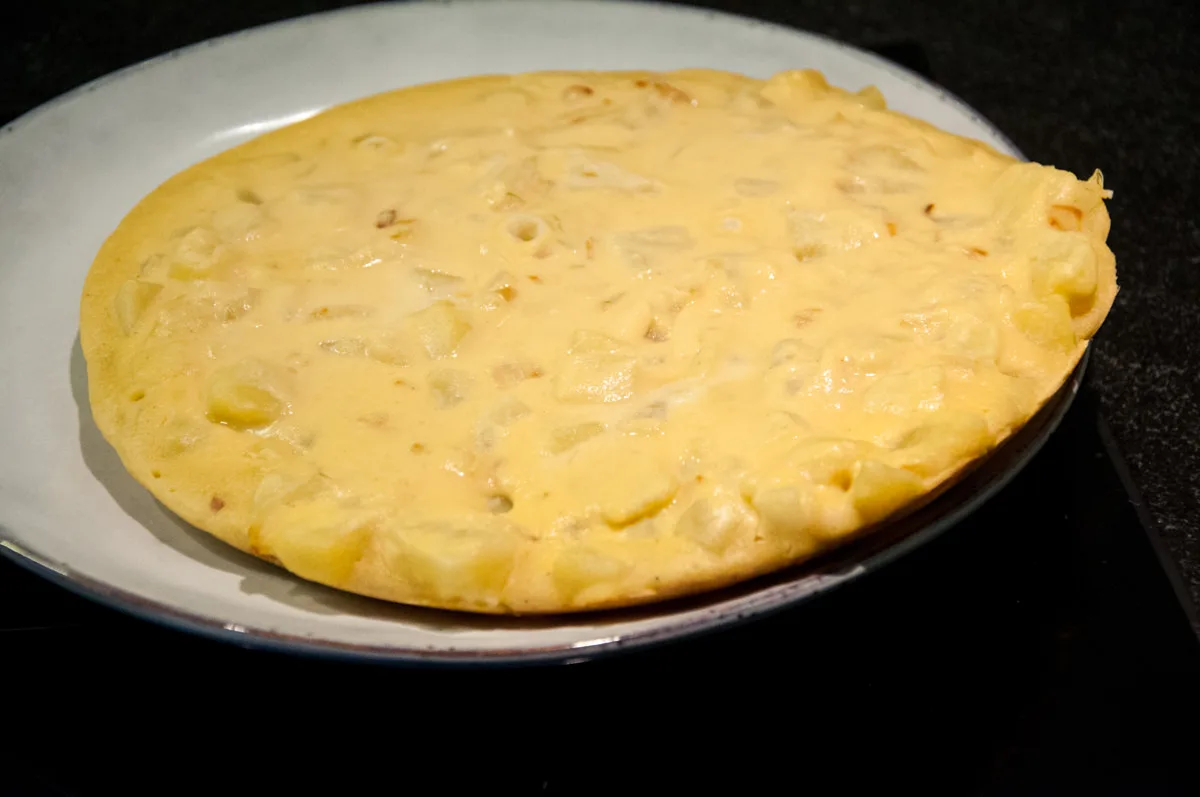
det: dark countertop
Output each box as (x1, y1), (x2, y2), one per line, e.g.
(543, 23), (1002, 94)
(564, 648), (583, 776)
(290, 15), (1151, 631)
(4, 0), (1198, 609)
(8, 386), (1200, 791)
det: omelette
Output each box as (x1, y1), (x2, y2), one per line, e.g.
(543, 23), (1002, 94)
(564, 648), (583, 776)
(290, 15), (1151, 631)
(79, 69), (1118, 613)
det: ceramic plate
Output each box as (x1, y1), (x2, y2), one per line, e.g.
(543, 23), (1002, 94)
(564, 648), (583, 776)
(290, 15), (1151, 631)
(0, 0), (1067, 665)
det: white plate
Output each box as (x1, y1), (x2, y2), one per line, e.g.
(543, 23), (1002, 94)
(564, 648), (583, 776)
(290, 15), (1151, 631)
(0, 0), (1051, 665)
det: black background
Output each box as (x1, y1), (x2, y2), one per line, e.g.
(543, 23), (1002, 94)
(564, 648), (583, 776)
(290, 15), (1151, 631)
(5, 392), (1199, 793)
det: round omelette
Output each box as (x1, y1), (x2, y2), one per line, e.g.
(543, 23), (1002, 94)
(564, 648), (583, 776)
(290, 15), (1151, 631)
(80, 69), (1118, 613)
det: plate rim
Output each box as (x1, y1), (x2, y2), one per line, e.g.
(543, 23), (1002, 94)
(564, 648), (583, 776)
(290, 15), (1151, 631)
(0, 0), (1049, 666)
(0, 0), (1024, 158)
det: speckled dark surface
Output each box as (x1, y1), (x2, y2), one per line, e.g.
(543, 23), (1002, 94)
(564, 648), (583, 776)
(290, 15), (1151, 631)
(3, 0), (1198, 609)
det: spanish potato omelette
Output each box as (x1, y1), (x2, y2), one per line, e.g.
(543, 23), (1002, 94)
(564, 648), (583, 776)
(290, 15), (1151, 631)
(80, 69), (1117, 613)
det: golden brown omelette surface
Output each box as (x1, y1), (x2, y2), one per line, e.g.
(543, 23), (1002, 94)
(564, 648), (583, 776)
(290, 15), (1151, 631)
(80, 69), (1117, 613)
